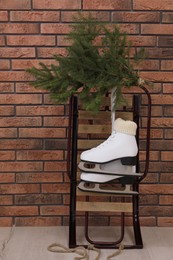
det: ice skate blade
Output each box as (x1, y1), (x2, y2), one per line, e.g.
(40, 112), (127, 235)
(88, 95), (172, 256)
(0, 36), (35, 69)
(80, 156), (137, 166)
(80, 172), (122, 183)
(78, 161), (143, 177)
(78, 182), (138, 195)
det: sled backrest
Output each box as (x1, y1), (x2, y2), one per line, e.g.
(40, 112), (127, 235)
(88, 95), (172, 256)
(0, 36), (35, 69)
(67, 93), (142, 181)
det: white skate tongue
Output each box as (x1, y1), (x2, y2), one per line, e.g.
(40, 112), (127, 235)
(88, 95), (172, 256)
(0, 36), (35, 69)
(80, 172), (121, 183)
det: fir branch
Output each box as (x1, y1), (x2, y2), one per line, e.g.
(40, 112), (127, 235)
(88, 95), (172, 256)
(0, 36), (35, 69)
(27, 13), (149, 111)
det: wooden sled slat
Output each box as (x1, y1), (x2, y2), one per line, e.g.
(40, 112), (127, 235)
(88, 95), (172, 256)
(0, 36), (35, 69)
(78, 124), (111, 134)
(76, 201), (133, 213)
(78, 140), (104, 150)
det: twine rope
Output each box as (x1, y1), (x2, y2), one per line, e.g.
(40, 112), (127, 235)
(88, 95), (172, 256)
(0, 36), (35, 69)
(47, 243), (100, 260)
(47, 242), (123, 260)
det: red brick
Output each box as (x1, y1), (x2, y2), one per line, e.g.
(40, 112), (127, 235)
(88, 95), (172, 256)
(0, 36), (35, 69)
(0, 60), (10, 70)
(139, 151), (160, 161)
(0, 117), (41, 127)
(115, 24), (140, 34)
(0, 23), (39, 34)
(143, 47), (173, 59)
(0, 0), (31, 10)
(0, 36), (5, 46)
(61, 11), (110, 22)
(140, 205), (173, 216)
(40, 205), (69, 215)
(0, 152), (15, 161)
(165, 129), (173, 139)
(149, 162), (173, 173)
(57, 35), (73, 47)
(16, 173), (63, 183)
(147, 94), (173, 105)
(164, 105), (173, 115)
(33, 0), (81, 9)
(0, 47), (35, 58)
(0, 129), (17, 138)
(37, 47), (67, 58)
(112, 11), (160, 22)
(16, 105), (64, 116)
(41, 24), (71, 34)
(0, 106), (15, 116)
(161, 152), (173, 161)
(140, 195), (158, 205)
(110, 216), (156, 226)
(128, 36), (156, 46)
(145, 140), (173, 151)
(0, 71), (34, 82)
(7, 36), (55, 46)
(0, 206), (38, 216)
(15, 217), (61, 226)
(133, 60), (159, 70)
(44, 162), (67, 172)
(160, 173), (173, 183)
(12, 59), (57, 70)
(0, 11), (8, 21)
(44, 94), (54, 104)
(43, 117), (68, 127)
(141, 24), (173, 35)
(16, 150), (63, 161)
(11, 11), (60, 22)
(161, 60), (173, 70)
(15, 83), (46, 93)
(140, 217), (157, 226)
(140, 72), (173, 82)
(0, 218), (13, 226)
(158, 217), (173, 227)
(0, 184), (40, 194)
(0, 195), (13, 205)
(44, 139), (67, 150)
(83, 0), (131, 10)
(42, 183), (69, 193)
(0, 140), (42, 150)
(140, 184), (173, 194)
(15, 194), (62, 205)
(162, 12), (173, 23)
(0, 162), (43, 172)
(140, 128), (163, 139)
(19, 128), (66, 138)
(141, 173), (158, 184)
(158, 36), (173, 47)
(141, 105), (162, 117)
(160, 195), (173, 205)
(0, 94), (42, 104)
(133, 0), (173, 10)
(0, 83), (14, 92)
(0, 173), (15, 183)
(150, 118), (173, 128)
(163, 84), (173, 94)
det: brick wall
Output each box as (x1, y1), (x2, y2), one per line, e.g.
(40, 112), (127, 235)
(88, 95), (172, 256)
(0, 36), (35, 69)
(0, 0), (173, 227)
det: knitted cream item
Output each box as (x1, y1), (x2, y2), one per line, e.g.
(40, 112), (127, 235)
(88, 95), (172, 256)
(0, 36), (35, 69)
(114, 118), (137, 136)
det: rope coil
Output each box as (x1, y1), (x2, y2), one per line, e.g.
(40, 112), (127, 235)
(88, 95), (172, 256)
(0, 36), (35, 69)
(47, 242), (123, 259)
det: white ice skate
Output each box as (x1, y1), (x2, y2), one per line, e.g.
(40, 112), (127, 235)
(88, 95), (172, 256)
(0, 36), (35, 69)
(78, 118), (141, 194)
(78, 118), (140, 177)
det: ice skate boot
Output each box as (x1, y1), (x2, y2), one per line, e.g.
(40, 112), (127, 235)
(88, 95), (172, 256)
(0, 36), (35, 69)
(78, 118), (141, 177)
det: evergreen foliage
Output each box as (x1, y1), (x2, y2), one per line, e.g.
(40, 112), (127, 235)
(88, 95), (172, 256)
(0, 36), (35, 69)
(27, 14), (147, 111)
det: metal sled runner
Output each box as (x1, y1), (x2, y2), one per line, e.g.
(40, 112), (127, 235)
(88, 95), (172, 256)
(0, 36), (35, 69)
(67, 86), (151, 249)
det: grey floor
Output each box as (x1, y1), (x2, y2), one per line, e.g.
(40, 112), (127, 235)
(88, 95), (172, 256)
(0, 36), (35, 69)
(0, 226), (172, 259)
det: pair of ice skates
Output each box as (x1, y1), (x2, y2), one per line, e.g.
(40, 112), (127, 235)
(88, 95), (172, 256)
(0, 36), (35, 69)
(78, 118), (143, 195)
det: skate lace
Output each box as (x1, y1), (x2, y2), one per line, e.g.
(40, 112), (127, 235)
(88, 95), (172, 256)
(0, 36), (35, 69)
(95, 131), (116, 149)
